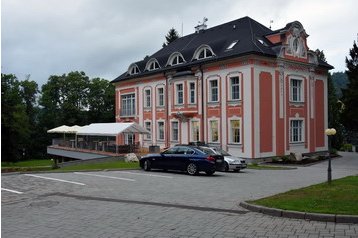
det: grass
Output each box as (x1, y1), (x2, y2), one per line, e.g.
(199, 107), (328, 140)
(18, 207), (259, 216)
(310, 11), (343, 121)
(247, 164), (295, 170)
(249, 176), (358, 215)
(2, 159), (53, 168)
(54, 161), (140, 172)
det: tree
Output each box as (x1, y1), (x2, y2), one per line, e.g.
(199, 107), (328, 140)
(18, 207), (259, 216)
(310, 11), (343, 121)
(315, 49), (343, 149)
(341, 41), (358, 143)
(1, 74), (32, 161)
(162, 28), (180, 47)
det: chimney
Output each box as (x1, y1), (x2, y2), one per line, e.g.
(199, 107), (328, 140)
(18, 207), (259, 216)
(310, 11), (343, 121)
(195, 17), (208, 33)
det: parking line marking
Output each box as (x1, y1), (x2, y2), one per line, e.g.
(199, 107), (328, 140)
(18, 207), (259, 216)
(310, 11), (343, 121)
(115, 171), (173, 179)
(74, 172), (136, 181)
(1, 188), (24, 194)
(24, 174), (86, 186)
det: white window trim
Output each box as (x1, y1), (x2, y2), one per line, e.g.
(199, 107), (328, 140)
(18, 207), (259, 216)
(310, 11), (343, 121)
(192, 44), (215, 60)
(208, 119), (220, 143)
(190, 120), (200, 142)
(166, 52), (186, 66)
(157, 120), (165, 141)
(171, 120), (179, 142)
(145, 58), (160, 71)
(143, 88), (151, 108)
(127, 63), (140, 75)
(175, 83), (184, 105)
(208, 79), (219, 103)
(144, 120), (152, 140)
(228, 117), (242, 144)
(229, 75), (241, 101)
(289, 118), (305, 143)
(156, 86), (165, 107)
(188, 81), (196, 104)
(289, 77), (304, 103)
(120, 92), (136, 117)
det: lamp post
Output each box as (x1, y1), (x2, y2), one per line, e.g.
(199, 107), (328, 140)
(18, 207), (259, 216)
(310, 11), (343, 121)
(325, 128), (336, 183)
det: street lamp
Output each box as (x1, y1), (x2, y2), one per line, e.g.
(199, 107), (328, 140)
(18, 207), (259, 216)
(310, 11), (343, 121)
(325, 128), (336, 183)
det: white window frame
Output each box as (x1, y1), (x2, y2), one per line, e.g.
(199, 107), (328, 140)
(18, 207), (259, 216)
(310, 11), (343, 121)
(167, 52), (185, 66)
(209, 119), (219, 143)
(157, 87), (165, 107)
(290, 119), (304, 143)
(191, 120), (200, 142)
(209, 79), (219, 102)
(290, 78), (304, 102)
(120, 93), (136, 116)
(230, 76), (241, 100)
(176, 83), (184, 105)
(157, 121), (165, 141)
(189, 82), (196, 104)
(144, 121), (151, 140)
(171, 121), (179, 142)
(193, 45), (215, 60)
(144, 88), (151, 108)
(124, 133), (135, 145)
(229, 118), (241, 144)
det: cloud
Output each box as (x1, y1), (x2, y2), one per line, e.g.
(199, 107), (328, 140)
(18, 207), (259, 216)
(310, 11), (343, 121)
(2, 0), (357, 85)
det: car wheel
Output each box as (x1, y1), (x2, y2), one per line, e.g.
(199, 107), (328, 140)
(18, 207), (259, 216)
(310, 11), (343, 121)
(205, 170), (215, 176)
(224, 162), (229, 172)
(143, 160), (151, 171)
(186, 163), (198, 175)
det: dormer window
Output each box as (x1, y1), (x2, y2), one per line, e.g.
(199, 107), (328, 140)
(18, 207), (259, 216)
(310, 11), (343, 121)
(167, 52), (185, 66)
(193, 45), (215, 60)
(128, 64), (140, 75)
(145, 58), (160, 71)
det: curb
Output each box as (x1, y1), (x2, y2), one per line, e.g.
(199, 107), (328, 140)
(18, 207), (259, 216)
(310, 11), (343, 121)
(239, 201), (358, 224)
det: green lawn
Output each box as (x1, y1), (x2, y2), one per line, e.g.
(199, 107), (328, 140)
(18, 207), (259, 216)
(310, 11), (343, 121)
(54, 161), (140, 172)
(247, 164), (295, 170)
(250, 176), (358, 215)
(2, 159), (53, 167)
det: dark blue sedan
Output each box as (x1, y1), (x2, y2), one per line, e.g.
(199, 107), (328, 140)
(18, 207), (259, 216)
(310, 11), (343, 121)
(139, 146), (225, 175)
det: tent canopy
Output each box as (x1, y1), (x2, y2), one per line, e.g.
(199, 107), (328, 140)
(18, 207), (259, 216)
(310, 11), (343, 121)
(47, 125), (82, 134)
(76, 123), (149, 136)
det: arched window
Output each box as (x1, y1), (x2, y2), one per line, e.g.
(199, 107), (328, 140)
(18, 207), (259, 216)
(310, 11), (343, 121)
(128, 63), (140, 75)
(193, 45), (215, 60)
(166, 52), (185, 66)
(145, 58), (161, 71)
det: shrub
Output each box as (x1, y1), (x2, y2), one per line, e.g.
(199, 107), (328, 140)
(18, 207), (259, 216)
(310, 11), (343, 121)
(340, 144), (353, 152)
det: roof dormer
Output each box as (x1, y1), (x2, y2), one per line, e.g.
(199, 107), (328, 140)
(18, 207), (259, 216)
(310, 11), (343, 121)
(192, 44), (215, 61)
(166, 52), (185, 66)
(145, 58), (161, 71)
(127, 63), (140, 75)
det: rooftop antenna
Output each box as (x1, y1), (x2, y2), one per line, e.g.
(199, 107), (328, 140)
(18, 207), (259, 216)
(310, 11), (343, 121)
(269, 20), (273, 29)
(181, 22), (183, 37)
(195, 17), (208, 33)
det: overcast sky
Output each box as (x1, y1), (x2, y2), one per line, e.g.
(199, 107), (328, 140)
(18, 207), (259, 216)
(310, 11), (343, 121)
(2, 0), (357, 86)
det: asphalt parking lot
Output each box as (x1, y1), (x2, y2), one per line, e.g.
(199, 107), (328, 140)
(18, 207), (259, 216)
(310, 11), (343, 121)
(2, 152), (358, 238)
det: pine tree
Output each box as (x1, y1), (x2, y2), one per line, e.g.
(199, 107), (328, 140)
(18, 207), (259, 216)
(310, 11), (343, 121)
(341, 41), (358, 143)
(162, 28), (179, 47)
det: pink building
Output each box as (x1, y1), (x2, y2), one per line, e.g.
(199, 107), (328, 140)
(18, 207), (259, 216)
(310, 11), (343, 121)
(111, 16), (333, 159)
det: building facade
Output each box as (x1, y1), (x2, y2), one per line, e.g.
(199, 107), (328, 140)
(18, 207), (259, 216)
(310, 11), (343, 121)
(111, 17), (333, 159)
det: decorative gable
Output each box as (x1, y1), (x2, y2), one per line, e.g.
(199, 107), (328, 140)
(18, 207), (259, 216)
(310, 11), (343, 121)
(285, 22), (308, 59)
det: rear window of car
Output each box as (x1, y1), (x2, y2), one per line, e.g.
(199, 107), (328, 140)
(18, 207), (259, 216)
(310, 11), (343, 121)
(198, 147), (216, 155)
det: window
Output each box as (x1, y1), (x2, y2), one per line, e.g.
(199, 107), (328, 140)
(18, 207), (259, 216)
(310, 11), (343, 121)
(209, 80), (218, 102)
(121, 94), (136, 116)
(157, 87), (164, 107)
(168, 52), (185, 66)
(176, 84), (184, 105)
(194, 45), (215, 60)
(226, 40), (238, 50)
(210, 120), (219, 142)
(128, 64), (140, 75)
(291, 79), (303, 102)
(171, 121), (179, 141)
(144, 121), (151, 140)
(158, 121), (165, 140)
(230, 77), (240, 100)
(144, 89), (151, 108)
(125, 133), (135, 145)
(146, 59), (160, 71)
(191, 121), (200, 142)
(230, 120), (241, 143)
(290, 120), (304, 143)
(189, 82), (196, 104)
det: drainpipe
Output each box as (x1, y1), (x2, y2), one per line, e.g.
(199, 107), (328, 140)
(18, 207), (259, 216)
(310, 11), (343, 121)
(199, 65), (205, 143)
(166, 73), (170, 148)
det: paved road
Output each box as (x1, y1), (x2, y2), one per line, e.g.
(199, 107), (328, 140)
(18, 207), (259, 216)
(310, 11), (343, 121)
(2, 152), (358, 238)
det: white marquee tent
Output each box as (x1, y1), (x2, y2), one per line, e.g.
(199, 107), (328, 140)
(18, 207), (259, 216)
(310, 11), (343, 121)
(76, 123), (149, 136)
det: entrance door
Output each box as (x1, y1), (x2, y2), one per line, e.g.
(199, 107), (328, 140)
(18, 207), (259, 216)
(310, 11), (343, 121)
(181, 122), (188, 144)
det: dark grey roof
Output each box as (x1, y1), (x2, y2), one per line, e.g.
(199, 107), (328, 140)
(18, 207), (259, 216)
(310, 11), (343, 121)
(112, 16), (332, 83)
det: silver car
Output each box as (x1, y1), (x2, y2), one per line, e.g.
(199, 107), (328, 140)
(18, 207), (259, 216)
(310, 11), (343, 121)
(209, 148), (247, 172)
